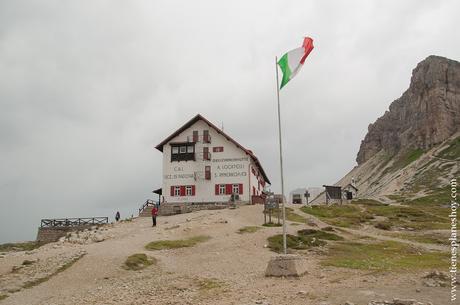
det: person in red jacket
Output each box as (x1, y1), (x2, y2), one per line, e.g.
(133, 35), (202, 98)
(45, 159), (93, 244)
(151, 205), (159, 227)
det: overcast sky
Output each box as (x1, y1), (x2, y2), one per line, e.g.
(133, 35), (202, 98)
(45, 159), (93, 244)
(1, 0), (459, 243)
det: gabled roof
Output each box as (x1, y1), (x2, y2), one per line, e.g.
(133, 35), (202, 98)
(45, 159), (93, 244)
(155, 114), (271, 184)
(344, 183), (358, 191)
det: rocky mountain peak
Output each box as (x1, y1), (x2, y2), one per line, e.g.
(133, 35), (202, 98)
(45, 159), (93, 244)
(356, 55), (460, 165)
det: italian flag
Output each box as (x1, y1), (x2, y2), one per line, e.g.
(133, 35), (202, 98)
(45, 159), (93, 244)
(278, 37), (314, 89)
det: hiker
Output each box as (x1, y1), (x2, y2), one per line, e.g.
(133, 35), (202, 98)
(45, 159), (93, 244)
(151, 205), (158, 227)
(115, 211), (120, 222)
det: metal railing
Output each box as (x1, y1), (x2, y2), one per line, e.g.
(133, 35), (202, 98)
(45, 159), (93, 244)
(138, 199), (155, 214)
(40, 217), (109, 228)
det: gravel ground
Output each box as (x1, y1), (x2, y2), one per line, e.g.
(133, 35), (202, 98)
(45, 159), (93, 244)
(0, 205), (451, 305)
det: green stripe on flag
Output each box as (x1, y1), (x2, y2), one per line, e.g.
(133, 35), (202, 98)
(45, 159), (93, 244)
(278, 54), (291, 89)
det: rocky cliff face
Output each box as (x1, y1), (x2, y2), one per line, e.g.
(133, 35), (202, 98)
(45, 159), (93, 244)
(356, 55), (460, 165)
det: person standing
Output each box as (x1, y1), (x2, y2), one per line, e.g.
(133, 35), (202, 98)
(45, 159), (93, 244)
(151, 205), (158, 227)
(115, 211), (121, 222)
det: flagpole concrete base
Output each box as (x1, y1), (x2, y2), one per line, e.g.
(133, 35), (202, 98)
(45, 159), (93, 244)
(265, 254), (308, 277)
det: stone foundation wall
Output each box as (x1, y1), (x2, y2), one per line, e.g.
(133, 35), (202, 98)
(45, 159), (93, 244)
(158, 201), (249, 216)
(36, 225), (95, 243)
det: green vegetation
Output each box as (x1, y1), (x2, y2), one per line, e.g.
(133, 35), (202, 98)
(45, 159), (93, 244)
(262, 222), (282, 227)
(301, 196), (450, 231)
(386, 194), (408, 203)
(408, 188), (452, 207)
(145, 235), (210, 250)
(0, 241), (45, 253)
(0, 294), (8, 301)
(267, 234), (326, 253)
(23, 253), (85, 289)
(237, 226), (261, 234)
(301, 205), (373, 228)
(351, 199), (387, 206)
(123, 253), (155, 271)
(437, 136), (460, 160)
(366, 204), (449, 230)
(285, 208), (307, 223)
(22, 260), (35, 266)
(198, 278), (224, 290)
(322, 240), (449, 271)
(374, 221), (392, 230)
(297, 229), (344, 241)
(387, 232), (449, 245)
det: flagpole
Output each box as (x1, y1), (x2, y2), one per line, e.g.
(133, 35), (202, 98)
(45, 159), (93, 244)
(275, 56), (287, 255)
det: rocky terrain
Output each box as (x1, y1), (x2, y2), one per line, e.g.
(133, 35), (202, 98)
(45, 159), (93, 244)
(0, 205), (453, 305)
(357, 56), (460, 165)
(312, 55), (460, 203)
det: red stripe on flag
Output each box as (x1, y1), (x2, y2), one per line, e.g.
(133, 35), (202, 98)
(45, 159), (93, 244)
(300, 37), (314, 65)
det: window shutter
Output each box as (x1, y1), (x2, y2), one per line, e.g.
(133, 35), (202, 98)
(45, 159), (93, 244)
(193, 130), (198, 142)
(170, 186), (174, 196)
(203, 130), (209, 143)
(180, 186), (186, 196)
(215, 184), (219, 195)
(192, 185), (196, 196)
(226, 184), (232, 195)
(239, 183), (243, 194)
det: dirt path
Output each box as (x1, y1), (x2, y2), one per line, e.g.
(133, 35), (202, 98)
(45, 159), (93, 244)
(0, 205), (451, 305)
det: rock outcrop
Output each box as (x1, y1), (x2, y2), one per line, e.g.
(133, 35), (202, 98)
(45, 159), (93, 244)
(357, 55), (460, 164)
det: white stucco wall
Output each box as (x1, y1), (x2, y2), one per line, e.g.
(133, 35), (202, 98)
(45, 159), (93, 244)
(160, 119), (266, 204)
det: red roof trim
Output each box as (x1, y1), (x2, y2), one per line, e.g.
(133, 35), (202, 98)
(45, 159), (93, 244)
(155, 114), (271, 184)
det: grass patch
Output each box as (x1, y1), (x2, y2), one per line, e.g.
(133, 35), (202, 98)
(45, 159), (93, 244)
(198, 278), (224, 290)
(374, 221), (392, 230)
(351, 199), (387, 206)
(267, 234), (326, 253)
(22, 260), (36, 266)
(23, 253), (85, 289)
(145, 235), (210, 250)
(0, 294), (8, 300)
(237, 226), (261, 234)
(123, 253), (155, 271)
(437, 136), (460, 160)
(366, 204), (449, 230)
(297, 229), (344, 241)
(300, 205), (373, 228)
(386, 194), (409, 203)
(387, 232), (449, 245)
(262, 222), (282, 227)
(0, 241), (45, 253)
(408, 188), (452, 207)
(285, 208), (307, 223)
(322, 240), (449, 271)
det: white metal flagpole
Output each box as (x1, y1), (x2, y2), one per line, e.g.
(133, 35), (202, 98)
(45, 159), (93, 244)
(275, 56), (287, 255)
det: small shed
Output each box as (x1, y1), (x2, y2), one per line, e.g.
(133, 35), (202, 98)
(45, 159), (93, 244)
(342, 184), (358, 200)
(323, 185), (342, 205)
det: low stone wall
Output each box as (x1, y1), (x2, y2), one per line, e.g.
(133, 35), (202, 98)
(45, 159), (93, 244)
(158, 202), (249, 216)
(36, 225), (95, 243)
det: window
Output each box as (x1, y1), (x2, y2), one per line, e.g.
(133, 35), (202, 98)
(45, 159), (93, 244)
(205, 166), (211, 180)
(219, 184), (226, 195)
(213, 146), (224, 153)
(186, 186), (193, 196)
(174, 186), (181, 197)
(203, 147), (210, 160)
(171, 143), (195, 162)
(232, 184), (240, 195)
(192, 130), (198, 142)
(203, 130), (210, 143)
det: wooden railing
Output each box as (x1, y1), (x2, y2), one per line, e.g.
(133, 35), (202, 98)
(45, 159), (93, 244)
(139, 199), (155, 214)
(40, 217), (109, 228)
